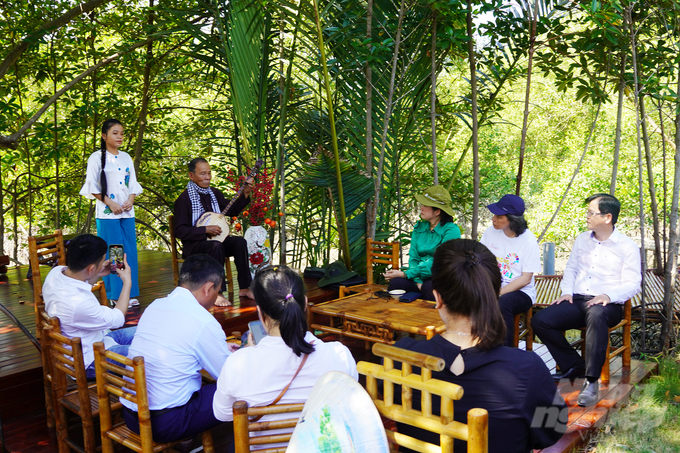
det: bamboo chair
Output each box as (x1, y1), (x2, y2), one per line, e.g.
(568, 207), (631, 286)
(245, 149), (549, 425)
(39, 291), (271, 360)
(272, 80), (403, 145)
(169, 214), (233, 293)
(568, 299), (632, 382)
(29, 230), (107, 428)
(45, 323), (122, 453)
(532, 275), (632, 382)
(37, 306), (60, 430)
(357, 343), (488, 453)
(233, 401), (305, 453)
(513, 308), (533, 351)
(93, 342), (214, 453)
(339, 239), (400, 297)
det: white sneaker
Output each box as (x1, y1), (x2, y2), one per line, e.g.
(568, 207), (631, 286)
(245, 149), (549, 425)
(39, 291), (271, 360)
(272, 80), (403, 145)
(128, 299), (140, 308)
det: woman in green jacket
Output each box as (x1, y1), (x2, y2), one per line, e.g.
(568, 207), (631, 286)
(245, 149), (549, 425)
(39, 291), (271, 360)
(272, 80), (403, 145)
(384, 185), (461, 301)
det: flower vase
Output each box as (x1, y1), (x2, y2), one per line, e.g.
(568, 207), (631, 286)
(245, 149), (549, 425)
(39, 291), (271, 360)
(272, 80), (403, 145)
(244, 225), (271, 277)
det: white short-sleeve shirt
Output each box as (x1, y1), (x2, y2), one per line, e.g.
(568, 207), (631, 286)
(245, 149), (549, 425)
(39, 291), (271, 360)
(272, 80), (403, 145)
(480, 226), (542, 303)
(43, 266), (126, 367)
(80, 150), (143, 219)
(213, 332), (358, 450)
(121, 287), (231, 412)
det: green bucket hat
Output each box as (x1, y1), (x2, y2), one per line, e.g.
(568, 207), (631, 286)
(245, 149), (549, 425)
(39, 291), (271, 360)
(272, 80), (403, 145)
(414, 185), (455, 217)
(318, 261), (358, 287)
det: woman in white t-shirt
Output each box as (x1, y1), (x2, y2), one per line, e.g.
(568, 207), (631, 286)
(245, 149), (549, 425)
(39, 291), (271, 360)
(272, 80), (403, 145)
(80, 119), (143, 304)
(212, 265), (358, 450)
(480, 194), (541, 346)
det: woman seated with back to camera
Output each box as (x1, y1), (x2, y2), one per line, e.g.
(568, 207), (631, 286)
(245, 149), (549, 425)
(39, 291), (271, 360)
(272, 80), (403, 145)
(393, 239), (566, 453)
(212, 265), (358, 449)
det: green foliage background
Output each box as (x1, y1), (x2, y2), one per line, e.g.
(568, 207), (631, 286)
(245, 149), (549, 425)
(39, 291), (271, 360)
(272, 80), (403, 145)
(0, 0), (678, 270)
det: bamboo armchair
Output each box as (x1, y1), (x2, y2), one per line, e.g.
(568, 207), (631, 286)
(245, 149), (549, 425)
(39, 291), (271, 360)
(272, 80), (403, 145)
(568, 299), (632, 382)
(357, 343), (488, 453)
(339, 238), (400, 297)
(168, 214), (233, 293)
(45, 323), (121, 453)
(532, 275), (632, 382)
(29, 230), (107, 428)
(233, 401), (305, 453)
(92, 342), (214, 453)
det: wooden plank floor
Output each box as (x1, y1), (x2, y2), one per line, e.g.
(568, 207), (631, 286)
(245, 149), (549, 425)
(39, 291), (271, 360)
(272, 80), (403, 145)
(0, 253), (658, 453)
(0, 249), (337, 453)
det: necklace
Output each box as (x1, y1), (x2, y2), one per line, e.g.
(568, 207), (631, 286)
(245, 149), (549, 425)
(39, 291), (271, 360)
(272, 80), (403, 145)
(450, 331), (471, 336)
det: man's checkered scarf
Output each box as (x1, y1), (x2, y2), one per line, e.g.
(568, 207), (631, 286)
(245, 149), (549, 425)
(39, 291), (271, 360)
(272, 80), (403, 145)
(187, 181), (220, 225)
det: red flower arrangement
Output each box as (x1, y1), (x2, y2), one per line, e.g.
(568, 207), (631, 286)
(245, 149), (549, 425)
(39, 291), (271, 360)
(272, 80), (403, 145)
(226, 166), (277, 229)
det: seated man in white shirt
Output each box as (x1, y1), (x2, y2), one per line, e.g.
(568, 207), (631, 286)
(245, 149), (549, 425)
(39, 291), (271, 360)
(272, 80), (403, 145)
(121, 254), (238, 443)
(43, 234), (136, 379)
(532, 193), (641, 407)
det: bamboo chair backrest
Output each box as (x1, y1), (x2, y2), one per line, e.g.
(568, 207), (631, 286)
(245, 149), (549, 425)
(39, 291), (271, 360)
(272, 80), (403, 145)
(533, 275), (563, 306)
(233, 400), (305, 453)
(93, 342), (154, 452)
(44, 324), (93, 416)
(38, 307), (60, 428)
(38, 307), (61, 375)
(366, 239), (399, 285)
(29, 230), (67, 332)
(357, 343), (488, 453)
(29, 230), (108, 334)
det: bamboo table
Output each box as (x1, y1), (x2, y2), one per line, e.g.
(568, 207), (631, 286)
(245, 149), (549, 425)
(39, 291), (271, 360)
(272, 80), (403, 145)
(307, 292), (446, 344)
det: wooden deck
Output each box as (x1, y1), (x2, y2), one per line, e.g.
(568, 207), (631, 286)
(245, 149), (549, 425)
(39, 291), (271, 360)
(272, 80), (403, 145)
(0, 251), (658, 452)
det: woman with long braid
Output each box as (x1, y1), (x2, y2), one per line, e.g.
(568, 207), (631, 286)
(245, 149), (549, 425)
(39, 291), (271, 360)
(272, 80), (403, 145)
(80, 119), (143, 304)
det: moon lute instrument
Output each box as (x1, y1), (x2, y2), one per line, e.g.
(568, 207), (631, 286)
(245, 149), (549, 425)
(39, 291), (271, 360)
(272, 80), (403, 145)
(195, 159), (264, 243)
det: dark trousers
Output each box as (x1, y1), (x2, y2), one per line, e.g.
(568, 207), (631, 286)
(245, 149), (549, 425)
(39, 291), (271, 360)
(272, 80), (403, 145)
(387, 277), (434, 301)
(122, 384), (221, 443)
(531, 294), (623, 378)
(191, 238), (252, 291)
(499, 290), (533, 347)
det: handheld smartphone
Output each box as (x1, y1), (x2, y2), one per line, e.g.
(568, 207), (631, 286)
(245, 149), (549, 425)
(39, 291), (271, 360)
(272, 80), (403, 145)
(108, 244), (124, 274)
(248, 320), (268, 345)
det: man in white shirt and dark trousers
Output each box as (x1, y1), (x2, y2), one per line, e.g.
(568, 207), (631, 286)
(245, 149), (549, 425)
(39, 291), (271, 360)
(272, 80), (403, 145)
(43, 234), (136, 379)
(532, 193), (641, 407)
(121, 254), (238, 444)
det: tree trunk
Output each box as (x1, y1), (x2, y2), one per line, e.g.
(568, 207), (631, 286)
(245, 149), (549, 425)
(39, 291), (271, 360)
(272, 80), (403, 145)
(312, 0), (351, 268)
(657, 98), (668, 267)
(0, 155), (4, 256)
(15, 62), (31, 237)
(640, 94), (662, 272)
(273, 6), (302, 264)
(627, 8), (648, 350)
(133, 0), (155, 175)
(365, 0), (375, 240)
(430, 12), (438, 185)
(52, 37), (60, 229)
(466, 0), (479, 238)
(660, 66), (680, 352)
(516, 0), (538, 197)
(661, 65), (680, 353)
(610, 53), (626, 195)
(368, 0), (407, 242)
(13, 182), (18, 263)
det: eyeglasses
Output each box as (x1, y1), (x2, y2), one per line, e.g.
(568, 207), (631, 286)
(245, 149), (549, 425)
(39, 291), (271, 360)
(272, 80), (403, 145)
(586, 211), (606, 218)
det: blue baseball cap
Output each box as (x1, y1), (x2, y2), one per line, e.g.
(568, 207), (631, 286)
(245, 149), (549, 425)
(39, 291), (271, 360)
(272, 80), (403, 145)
(487, 194), (525, 216)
